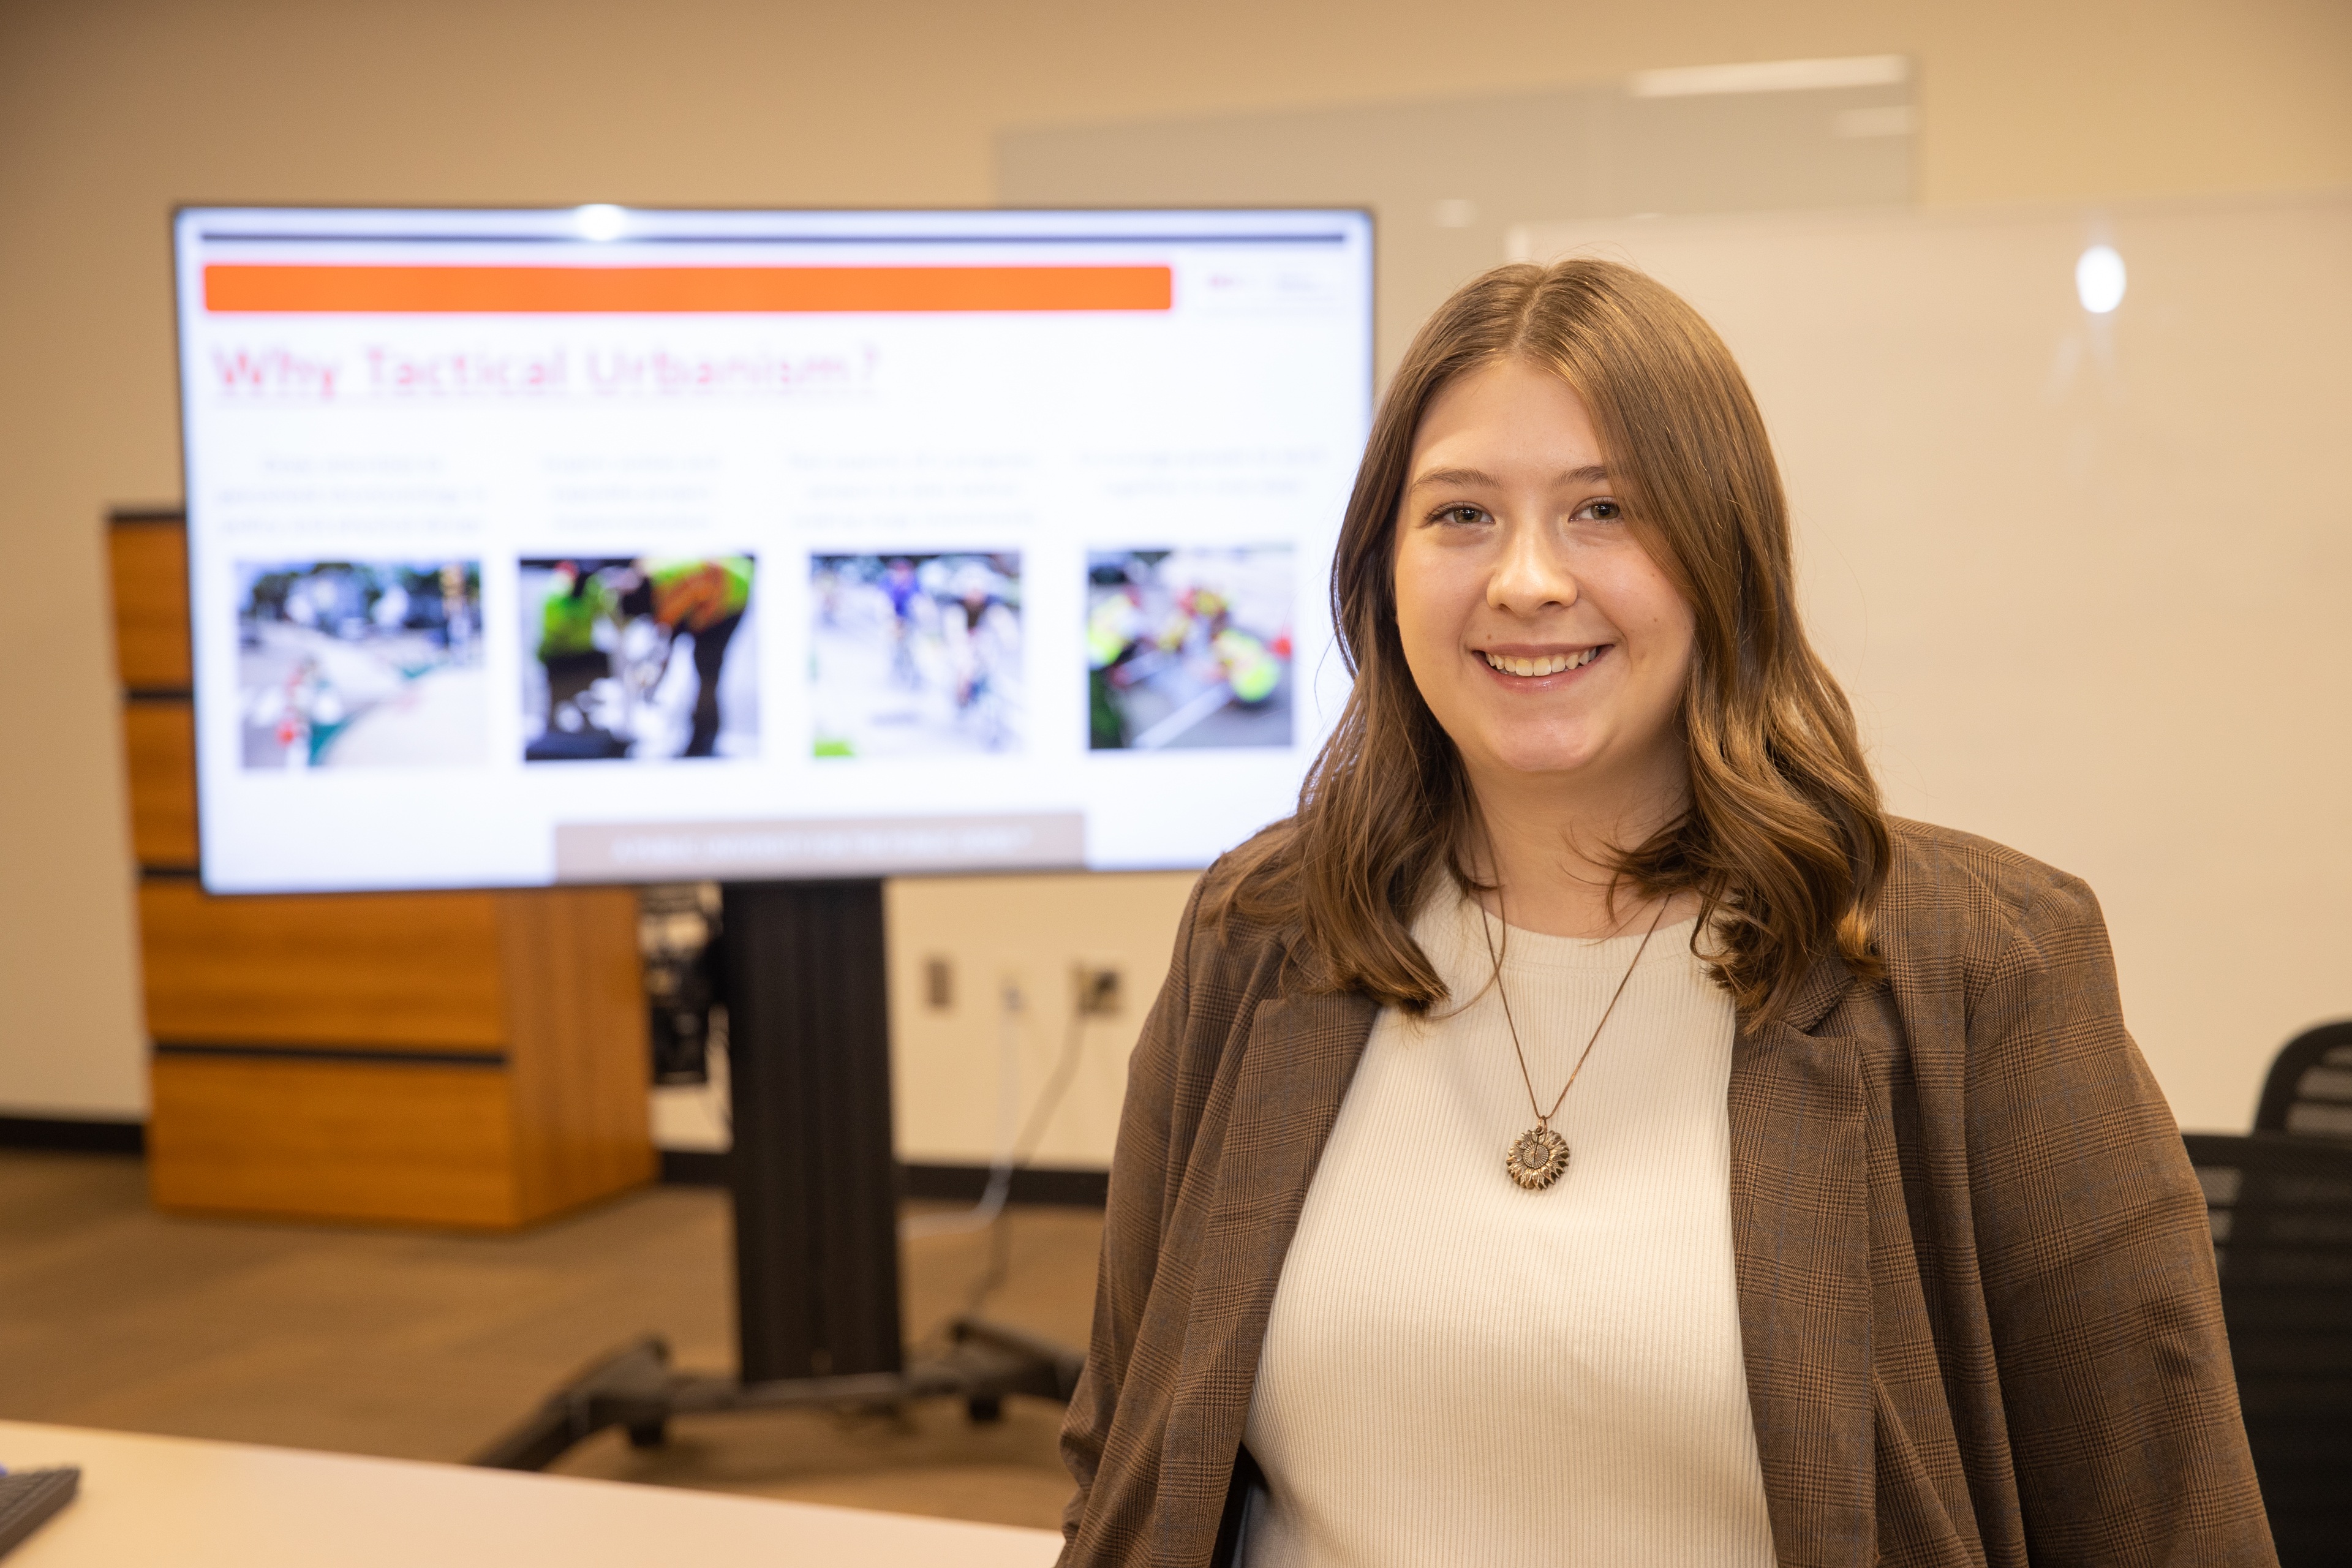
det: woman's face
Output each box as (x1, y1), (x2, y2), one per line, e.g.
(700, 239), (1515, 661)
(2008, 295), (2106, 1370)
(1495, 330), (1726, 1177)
(1392, 356), (1696, 803)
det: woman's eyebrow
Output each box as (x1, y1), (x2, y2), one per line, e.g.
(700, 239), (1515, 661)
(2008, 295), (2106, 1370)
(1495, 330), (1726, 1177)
(1407, 463), (1611, 488)
(1408, 466), (1499, 489)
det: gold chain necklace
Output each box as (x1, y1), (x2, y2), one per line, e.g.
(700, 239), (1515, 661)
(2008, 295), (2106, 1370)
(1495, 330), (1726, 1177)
(1476, 893), (1668, 1192)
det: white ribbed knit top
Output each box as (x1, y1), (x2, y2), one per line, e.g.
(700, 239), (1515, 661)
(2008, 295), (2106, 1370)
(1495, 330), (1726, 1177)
(1237, 892), (1774, 1567)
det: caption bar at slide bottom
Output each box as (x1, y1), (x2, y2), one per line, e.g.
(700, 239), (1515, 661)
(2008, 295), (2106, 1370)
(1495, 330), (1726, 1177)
(553, 812), (1087, 882)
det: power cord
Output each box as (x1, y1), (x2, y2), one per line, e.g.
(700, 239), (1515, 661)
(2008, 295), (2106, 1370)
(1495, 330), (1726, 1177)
(902, 974), (1093, 1338)
(958, 998), (1089, 1317)
(903, 978), (1025, 1240)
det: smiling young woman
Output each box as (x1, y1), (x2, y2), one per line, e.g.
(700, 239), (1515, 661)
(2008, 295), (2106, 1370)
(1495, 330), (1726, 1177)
(1394, 358), (1705, 937)
(1056, 261), (2274, 1567)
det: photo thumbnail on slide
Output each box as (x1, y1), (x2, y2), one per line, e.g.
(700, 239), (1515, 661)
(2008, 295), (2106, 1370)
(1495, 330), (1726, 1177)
(520, 556), (758, 763)
(236, 560), (486, 770)
(1088, 546), (1294, 751)
(809, 553), (1023, 759)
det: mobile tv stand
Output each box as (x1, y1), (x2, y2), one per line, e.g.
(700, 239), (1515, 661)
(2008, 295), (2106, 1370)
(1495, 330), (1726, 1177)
(472, 878), (1084, 1473)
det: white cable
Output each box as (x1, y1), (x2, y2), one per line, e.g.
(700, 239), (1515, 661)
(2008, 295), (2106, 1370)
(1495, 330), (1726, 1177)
(902, 977), (1029, 1238)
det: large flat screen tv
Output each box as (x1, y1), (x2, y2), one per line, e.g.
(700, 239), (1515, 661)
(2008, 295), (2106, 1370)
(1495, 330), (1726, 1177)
(173, 207), (1374, 892)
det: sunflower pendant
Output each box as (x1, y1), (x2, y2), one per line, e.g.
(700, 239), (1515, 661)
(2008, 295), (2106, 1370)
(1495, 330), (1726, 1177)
(1505, 1126), (1571, 1191)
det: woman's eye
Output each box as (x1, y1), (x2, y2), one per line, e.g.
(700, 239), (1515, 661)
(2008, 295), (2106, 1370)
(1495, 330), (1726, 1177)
(1575, 499), (1622, 521)
(1433, 504), (1487, 527)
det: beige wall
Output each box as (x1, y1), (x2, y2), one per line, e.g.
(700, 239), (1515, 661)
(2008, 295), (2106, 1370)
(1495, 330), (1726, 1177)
(886, 872), (1198, 1167)
(1515, 195), (2352, 1133)
(2, 0), (2347, 1121)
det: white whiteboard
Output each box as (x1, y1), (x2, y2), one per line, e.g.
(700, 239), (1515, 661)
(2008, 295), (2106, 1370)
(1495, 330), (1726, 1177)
(1512, 193), (2352, 1132)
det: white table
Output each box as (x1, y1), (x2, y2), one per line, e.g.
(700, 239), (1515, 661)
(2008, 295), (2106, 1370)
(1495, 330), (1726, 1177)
(0, 1420), (1061, 1566)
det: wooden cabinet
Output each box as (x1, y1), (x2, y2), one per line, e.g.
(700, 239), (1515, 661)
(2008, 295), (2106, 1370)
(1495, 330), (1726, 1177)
(108, 512), (654, 1228)
(148, 1055), (522, 1227)
(122, 700), (198, 868)
(108, 519), (191, 688)
(138, 881), (510, 1050)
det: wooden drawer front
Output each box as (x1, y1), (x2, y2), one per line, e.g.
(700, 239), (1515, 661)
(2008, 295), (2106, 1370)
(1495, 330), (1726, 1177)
(499, 889), (658, 1213)
(139, 881), (507, 1049)
(149, 1054), (519, 1227)
(124, 700), (199, 867)
(110, 522), (190, 688)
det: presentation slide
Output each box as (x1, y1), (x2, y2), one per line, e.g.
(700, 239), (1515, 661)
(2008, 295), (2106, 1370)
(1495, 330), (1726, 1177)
(174, 208), (1372, 892)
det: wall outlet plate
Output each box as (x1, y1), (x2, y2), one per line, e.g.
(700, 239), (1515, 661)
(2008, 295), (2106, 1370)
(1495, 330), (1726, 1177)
(1073, 964), (1121, 1016)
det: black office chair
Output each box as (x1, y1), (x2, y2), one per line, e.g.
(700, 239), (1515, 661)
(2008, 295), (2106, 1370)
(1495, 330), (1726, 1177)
(2253, 1020), (2352, 1138)
(2184, 1131), (2352, 1566)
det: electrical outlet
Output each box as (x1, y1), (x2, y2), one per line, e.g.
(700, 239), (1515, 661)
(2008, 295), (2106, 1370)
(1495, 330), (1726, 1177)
(1073, 963), (1121, 1016)
(922, 955), (954, 1011)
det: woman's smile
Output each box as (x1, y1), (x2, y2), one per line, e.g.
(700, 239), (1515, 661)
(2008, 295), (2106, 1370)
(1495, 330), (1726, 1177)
(1476, 643), (1611, 682)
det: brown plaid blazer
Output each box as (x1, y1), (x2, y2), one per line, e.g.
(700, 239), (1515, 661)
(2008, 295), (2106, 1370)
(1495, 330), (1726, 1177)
(1057, 818), (2277, 1566)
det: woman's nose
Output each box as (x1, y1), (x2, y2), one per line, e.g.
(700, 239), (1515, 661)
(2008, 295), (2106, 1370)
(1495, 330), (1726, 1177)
(1487, 519), (1577, 614)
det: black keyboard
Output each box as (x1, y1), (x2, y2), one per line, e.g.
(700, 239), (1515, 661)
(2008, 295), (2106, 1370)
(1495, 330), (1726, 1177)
(0, 1468), (78, 1559)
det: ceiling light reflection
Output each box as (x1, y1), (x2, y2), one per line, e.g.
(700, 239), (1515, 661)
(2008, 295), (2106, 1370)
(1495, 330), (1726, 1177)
(2076, 245), (2127, 314)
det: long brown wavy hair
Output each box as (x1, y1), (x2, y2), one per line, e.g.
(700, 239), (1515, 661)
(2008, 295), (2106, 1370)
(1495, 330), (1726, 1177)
(1210, 258), (1888, 1022)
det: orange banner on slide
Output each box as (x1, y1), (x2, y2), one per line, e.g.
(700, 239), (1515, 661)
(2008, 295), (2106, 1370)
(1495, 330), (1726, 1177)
(205, 264), (1174, 314)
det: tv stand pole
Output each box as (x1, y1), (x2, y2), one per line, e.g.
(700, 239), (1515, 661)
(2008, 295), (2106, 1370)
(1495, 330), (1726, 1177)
(472, 877), (1083, 1472)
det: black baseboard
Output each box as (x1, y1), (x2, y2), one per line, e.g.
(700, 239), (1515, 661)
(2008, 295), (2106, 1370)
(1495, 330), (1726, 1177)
(660, 1151), (1108, 1206)
(658, 1148), (730, 1186)
(0, 1123), (1108, 1208)
(0, 1115), (146, 1155)
(899, 1162), (1109, 1208)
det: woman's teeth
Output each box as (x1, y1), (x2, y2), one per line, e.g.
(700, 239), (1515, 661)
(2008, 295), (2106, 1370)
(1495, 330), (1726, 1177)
(1482, 647), (1603, 677)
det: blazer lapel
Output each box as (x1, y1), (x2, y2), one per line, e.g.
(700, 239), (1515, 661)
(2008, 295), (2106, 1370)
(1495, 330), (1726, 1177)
(1730, 968), (1876, 1568)
(1158, 987), (1378, 1555)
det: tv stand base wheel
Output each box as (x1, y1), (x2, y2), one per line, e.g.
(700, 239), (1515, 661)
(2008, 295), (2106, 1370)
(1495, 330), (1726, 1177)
(469, 1318), (1083, 1472)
